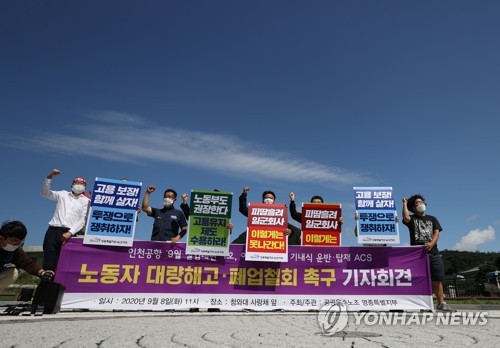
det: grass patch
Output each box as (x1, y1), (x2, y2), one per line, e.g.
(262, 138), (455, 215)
(0, 272), (39, 301)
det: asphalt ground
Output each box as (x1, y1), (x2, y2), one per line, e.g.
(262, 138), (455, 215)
(1, 303), (499, 348)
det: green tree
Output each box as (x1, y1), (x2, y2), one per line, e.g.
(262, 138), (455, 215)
(441, 250), (500, 275)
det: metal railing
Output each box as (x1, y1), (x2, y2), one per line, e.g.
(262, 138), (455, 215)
(443, 276), (500, 298)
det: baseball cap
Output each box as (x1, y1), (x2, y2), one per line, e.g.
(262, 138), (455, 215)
(72, 177), (87, 185)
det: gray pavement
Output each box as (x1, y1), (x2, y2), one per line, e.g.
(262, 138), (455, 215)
(1, 304), (499, 347)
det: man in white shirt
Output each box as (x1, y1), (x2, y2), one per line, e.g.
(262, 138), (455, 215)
(41, 169), (90, 272)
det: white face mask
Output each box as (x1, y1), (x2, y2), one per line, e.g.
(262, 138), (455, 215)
(416, 204), (426, 213)
(263, 198), (274, 204)
(164, 197), (174, 207)
(2, 243), (20, 252)
(72, 184), (86, 195)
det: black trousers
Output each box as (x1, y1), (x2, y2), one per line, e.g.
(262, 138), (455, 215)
(42, 226), (69, 271)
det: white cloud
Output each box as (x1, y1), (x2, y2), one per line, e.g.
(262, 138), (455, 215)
(466, 214), (480, 222)
(452, 226), (496, 251)
(86, 110), (144, 125)
(5, 111), (373, 187)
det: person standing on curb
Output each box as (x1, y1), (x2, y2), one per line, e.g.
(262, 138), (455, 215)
(41, 169), (90, 273)
(142, 185), (188, 243)
(402, 194), (455, 312)
(234, 187), (300, 245)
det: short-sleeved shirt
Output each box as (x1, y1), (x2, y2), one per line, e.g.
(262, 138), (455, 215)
(403, 214), (442, 254)
(148, 206), (188, 241)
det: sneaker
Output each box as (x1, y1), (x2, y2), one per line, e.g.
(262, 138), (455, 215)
(436, 302), (456, 312)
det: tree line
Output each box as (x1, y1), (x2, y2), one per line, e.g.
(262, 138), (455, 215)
(441, 249), (500, 276)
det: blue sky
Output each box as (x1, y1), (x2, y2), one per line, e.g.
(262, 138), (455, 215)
(1, 1), (499, 253)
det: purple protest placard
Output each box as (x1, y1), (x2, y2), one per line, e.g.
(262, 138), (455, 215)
(55, 239), (432, 311)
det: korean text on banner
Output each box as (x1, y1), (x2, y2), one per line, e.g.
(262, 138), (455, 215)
(186, 190), (232, 256)
(301, 203), (342, 246)
(246, 203), (288, 262)
(84, 177), (142, 247)
(353, 186), (399, 245)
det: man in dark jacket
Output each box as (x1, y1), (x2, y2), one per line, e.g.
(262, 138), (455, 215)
(235, 187), (301, 245)
(0, 220), (52, 292)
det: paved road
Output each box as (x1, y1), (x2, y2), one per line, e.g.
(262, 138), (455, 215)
(1, 305), (499, 347)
